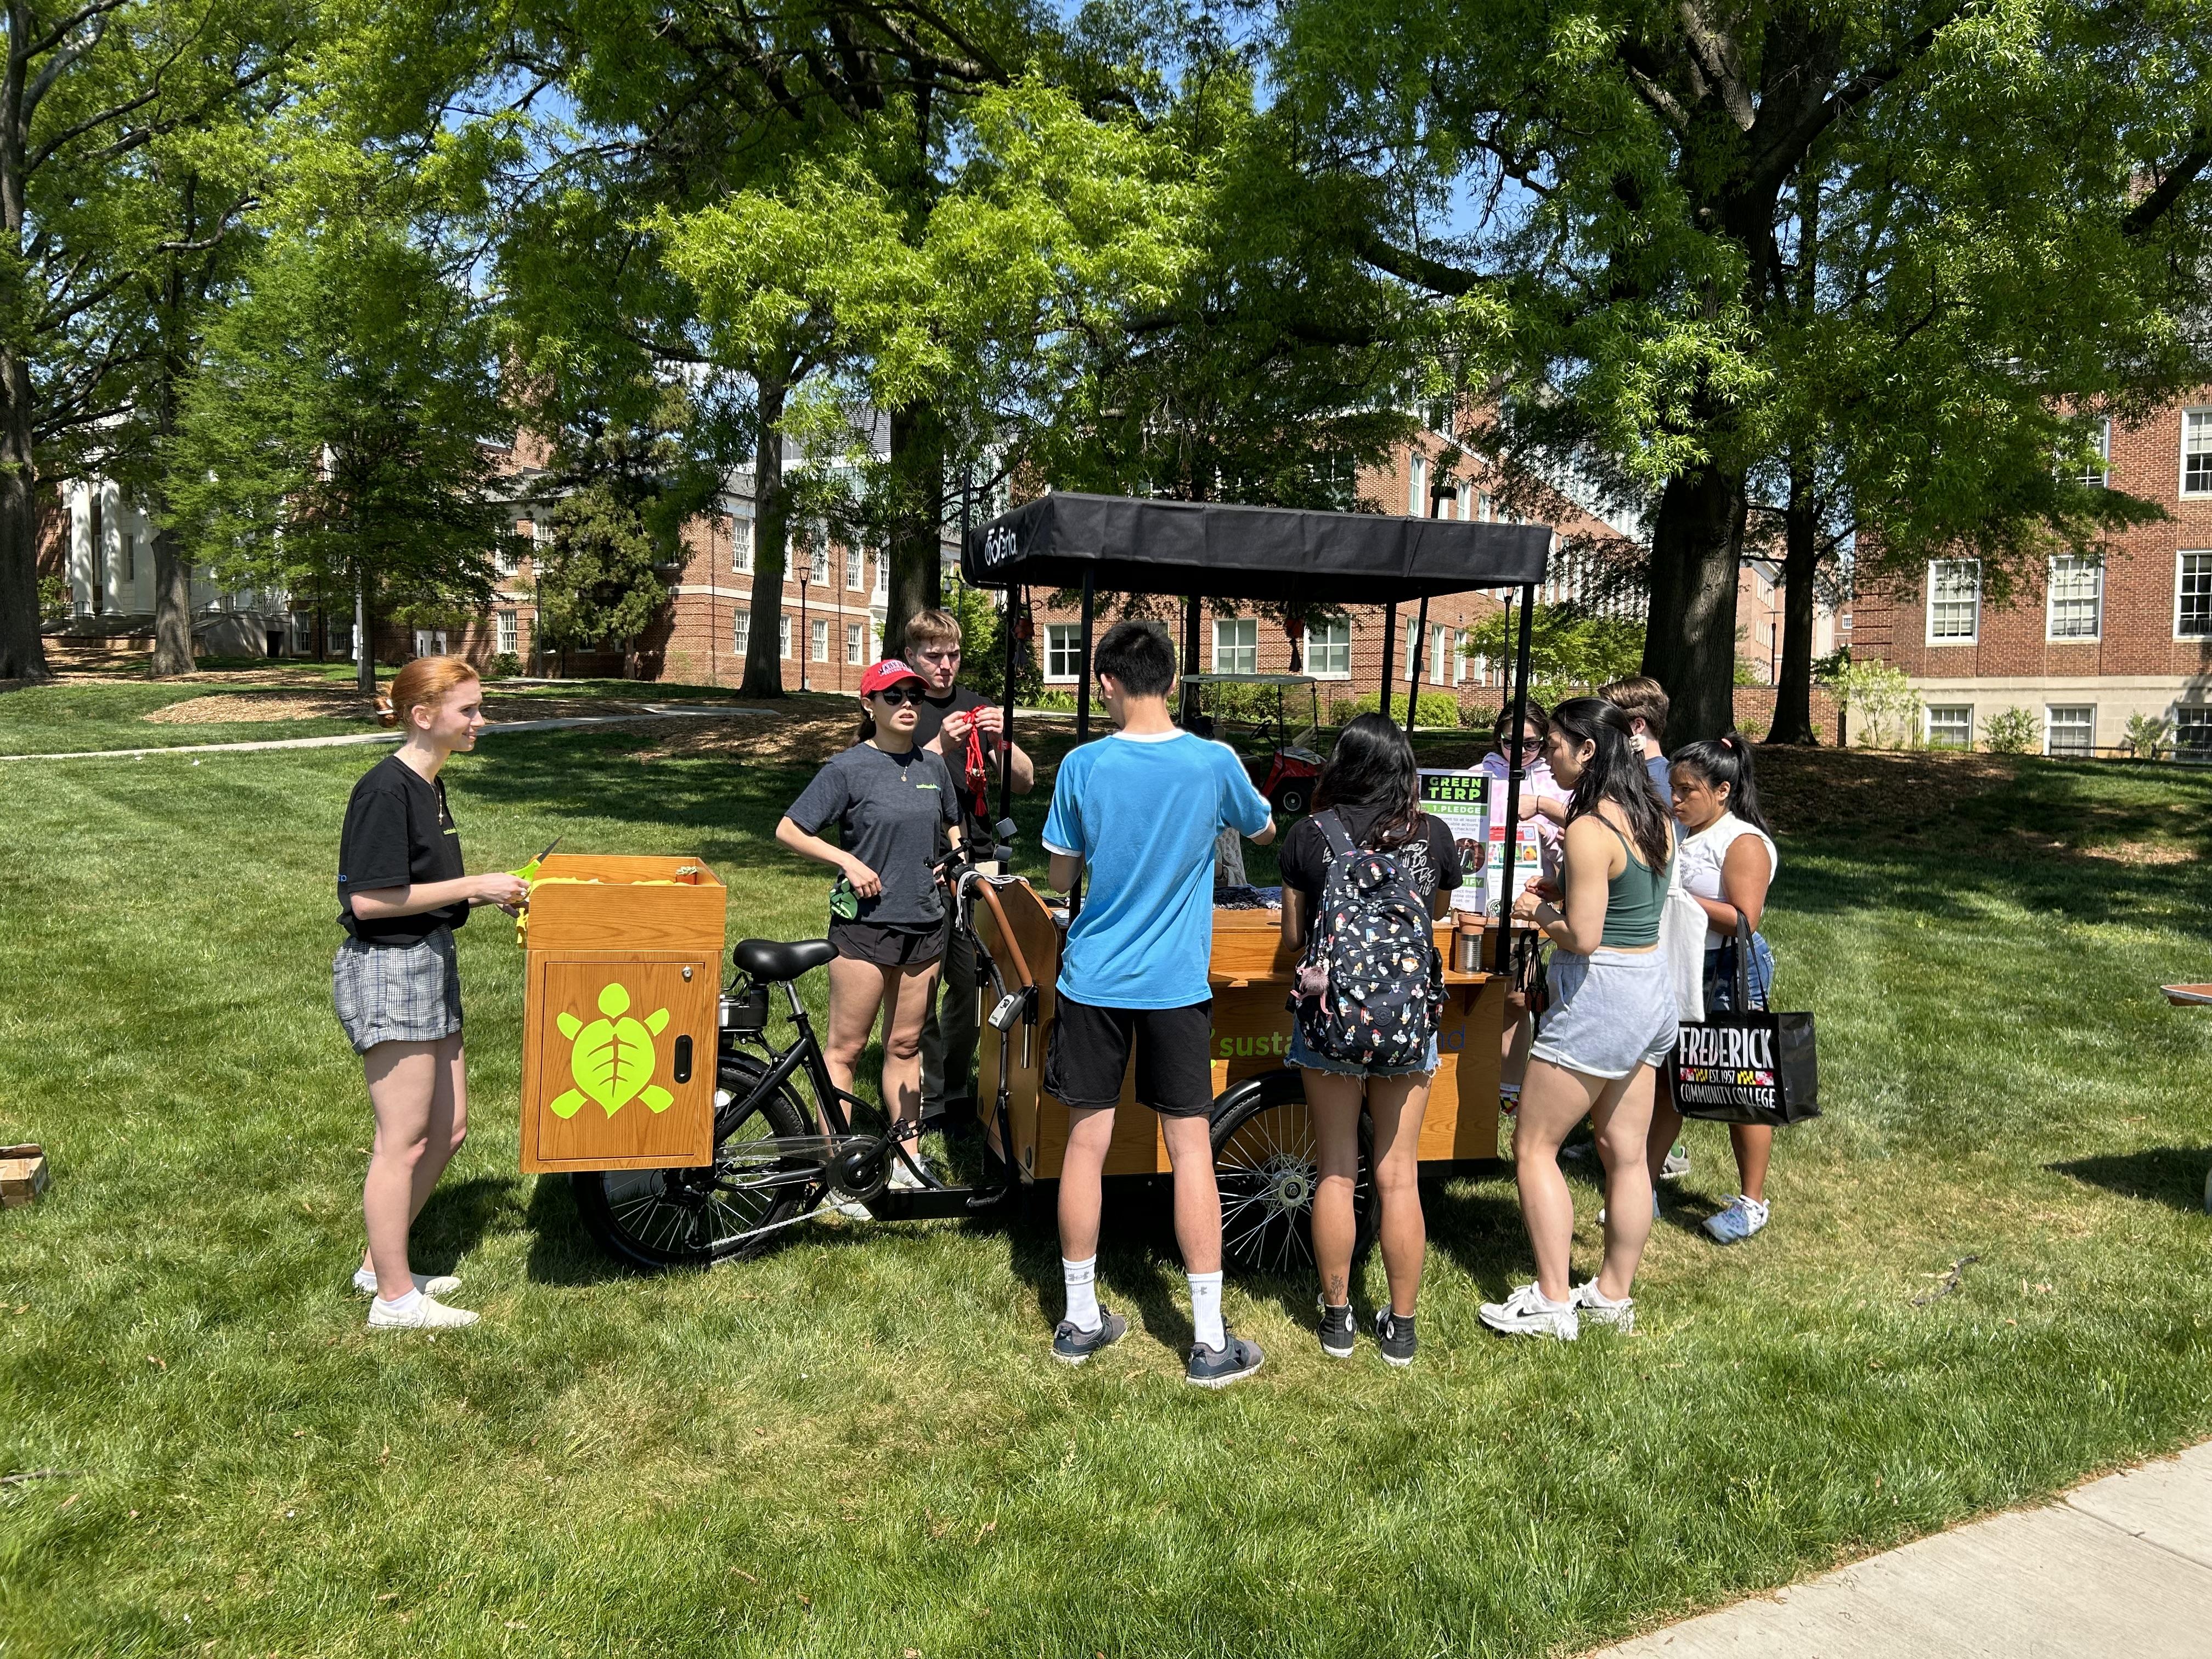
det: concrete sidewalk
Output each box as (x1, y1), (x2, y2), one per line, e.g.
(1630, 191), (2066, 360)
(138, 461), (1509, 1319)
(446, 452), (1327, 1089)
(1595, 1441), (2212, 1657)
(0, 705), (768, 762)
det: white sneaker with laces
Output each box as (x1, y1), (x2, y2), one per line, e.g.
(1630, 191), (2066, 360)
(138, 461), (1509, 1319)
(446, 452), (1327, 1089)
(886, 1156), (928, 1192)
(1571, 1280), (1635, 1331)
(366, 1295), (478, 1330)
(354, 1268), (461, 1298)
(1703, 1194), (1770, 1244)
(1478, 1282), (1579, 1340)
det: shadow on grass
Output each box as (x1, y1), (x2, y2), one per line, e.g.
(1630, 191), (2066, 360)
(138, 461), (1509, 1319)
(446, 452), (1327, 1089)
(522, 1170), (645, 1287)
(413, 1173), (526, 1276)
(2050, 1147), (2211, 1214)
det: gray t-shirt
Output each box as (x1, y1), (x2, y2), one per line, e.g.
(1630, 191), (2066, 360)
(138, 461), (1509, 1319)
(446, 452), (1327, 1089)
(787, 743), (960, 928)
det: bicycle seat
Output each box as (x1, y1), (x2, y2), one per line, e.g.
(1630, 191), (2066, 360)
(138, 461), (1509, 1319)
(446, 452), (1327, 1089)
(732, 938), (837, 981)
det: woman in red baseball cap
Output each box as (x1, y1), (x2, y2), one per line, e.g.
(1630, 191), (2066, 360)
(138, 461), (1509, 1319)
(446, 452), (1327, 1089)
(775, 659), (963, 1189)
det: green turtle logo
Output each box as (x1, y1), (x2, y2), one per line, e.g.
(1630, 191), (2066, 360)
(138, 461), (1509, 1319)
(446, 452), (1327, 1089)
(549, 982), (675, 1120)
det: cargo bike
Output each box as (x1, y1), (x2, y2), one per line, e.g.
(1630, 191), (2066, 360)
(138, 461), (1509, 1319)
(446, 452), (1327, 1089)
(542, 492), (1553, 1274)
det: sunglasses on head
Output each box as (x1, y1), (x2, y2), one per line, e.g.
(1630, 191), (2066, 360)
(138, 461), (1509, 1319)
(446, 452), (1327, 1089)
(871, 686), (924, 706)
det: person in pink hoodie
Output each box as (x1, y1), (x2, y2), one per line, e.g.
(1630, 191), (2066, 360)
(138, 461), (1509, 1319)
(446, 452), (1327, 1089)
(1478, 702), (1571, 1113)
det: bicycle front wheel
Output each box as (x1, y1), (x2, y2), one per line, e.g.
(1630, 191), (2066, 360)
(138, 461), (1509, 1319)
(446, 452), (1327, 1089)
(572, 1053), (817, 1269)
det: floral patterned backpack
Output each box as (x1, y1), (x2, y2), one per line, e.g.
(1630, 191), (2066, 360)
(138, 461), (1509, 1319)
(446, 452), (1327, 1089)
(1290, 810), (1444, 1069)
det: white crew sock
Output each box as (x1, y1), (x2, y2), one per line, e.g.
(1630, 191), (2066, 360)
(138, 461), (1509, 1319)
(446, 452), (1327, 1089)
(1062, 1256), (1101, 1333)
(379, 1287), (423, 1313)
(1189, 1271), (1225, 1351)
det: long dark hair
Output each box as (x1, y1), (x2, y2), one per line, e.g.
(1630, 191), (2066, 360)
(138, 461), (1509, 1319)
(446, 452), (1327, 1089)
(1550, 696), (1673, 870)
(1313, 712), (1422, 848)
(1668, 730), (1771, 833)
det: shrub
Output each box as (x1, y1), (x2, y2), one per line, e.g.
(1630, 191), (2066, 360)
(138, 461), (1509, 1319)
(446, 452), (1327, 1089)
(2120, 713), (2171, 760)
(37, 574), (71, 624)
(482, 653), (523, 680)
(1736, 714), (1769, 741)
(1835, 659), (1922, 749)
(1326, 690), (1462, 729)
(1982, 707), (2038, 754)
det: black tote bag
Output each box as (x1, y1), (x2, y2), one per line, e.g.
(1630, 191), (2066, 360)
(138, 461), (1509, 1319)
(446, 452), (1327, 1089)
(1672, 919), (1819, 1127)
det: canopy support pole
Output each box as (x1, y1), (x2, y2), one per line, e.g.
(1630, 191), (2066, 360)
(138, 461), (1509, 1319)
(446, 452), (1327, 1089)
(1494, 583), (1536, 974)
(1404, 595), (1429, 741)
(1075, 568), (1095, 744)
(997, 585), (1022, 831)
(1181, 595), (1201, 725)
(1378, 602), (1397, 721)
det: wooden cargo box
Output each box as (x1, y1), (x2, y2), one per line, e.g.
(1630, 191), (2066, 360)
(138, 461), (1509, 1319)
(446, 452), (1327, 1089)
(520, 855), (726, 1173)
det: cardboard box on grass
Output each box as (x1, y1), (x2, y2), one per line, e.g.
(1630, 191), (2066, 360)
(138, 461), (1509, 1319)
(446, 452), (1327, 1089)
(1, 1145), (49, 1207)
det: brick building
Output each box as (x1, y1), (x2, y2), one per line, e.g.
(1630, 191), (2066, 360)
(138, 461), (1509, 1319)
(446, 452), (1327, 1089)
(1848, 396), (2212, 754)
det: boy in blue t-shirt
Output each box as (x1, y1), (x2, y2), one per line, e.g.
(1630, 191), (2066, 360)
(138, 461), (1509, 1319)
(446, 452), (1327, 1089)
(1039, 620), (1276, 1386)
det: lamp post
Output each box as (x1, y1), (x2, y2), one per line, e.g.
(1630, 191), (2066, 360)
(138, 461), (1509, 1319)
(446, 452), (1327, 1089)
(798, 560), (810, 692)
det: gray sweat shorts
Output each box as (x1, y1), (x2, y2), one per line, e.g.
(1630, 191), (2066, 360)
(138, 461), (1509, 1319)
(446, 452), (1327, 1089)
(332, 927), (463, 1053)
(1529, 946), (1678, 1080)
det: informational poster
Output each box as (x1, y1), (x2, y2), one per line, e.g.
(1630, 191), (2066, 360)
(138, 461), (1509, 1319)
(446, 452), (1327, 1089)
(1418, 770), (1542, 914)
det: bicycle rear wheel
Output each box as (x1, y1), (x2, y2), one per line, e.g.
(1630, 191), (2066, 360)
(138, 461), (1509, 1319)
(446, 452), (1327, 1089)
(1211, 1070), (1374, 1278)
(572, 1053), (817, 1269)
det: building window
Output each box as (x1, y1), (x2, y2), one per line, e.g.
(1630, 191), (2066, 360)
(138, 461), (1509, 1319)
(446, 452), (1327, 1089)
(1408, 454), (1427, 517)
(2075, 419), (2111, 489)
(330, 620), (353, 659)
(1457, 484), (1473, 521)
(806, 548), (828, 585)
(2046, 556), (2102, 640)
(778, 614), (791, 658)
(1429, 624), (1451, 684)
(1926, 706), (1973, 749)
(2045, 705), (2095, 757)
(1478, 493), (1493, 522)
(731, 518), (753, 573)
(1044, 622), (1083, 682)
(1454, 629), (1471, 684)
(1213, 617), (1257, 674)
(1306, 619), (1350, 678)
(1926, 559), (1981, 643)
(733, 610), (750, 656)
(846, 623), (864, 665)
(121, 533), (136, 583)
(810, 618), (828, 661)
(871, 550), (887, 598)
(2174, 706), (2212, 761)
(496, 610), (518, 655)
(2186, 411), (2212, 496)
(845, 549), (862, 590)
(289, 612), (313, 653)
(2177, 552), (2212, 638)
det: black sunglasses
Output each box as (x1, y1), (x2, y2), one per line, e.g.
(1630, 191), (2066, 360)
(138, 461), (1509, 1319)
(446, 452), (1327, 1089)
(871, 686), (924, 706)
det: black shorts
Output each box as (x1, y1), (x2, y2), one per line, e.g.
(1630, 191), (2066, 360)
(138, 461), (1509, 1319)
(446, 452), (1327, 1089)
(828, 919), (944, 969)
(1043, 995), (1215, 1119)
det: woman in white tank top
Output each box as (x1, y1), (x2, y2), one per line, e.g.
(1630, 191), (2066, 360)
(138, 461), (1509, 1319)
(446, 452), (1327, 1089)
(1646, 733), (1781, 1245)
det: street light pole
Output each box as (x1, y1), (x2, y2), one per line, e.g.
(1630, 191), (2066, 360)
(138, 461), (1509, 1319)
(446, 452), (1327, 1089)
(799, 564), (809, 692)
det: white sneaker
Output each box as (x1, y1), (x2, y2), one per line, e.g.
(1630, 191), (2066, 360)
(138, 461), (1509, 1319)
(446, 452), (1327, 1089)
(1704, 1194), (1770, 1244)
(366, 1295), (478, 1330)
(1478, 1282), (1579, 1341)
(353, 1267), (461, 1298)
(1571, 1280), (1636, 1331)
(886, 1156), (928, 1192)
(830, 1199), (873, 1221)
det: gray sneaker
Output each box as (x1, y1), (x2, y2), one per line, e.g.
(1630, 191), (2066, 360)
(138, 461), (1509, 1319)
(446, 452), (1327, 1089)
(1657, 1143), (1691, 1182)
(1186, 1332), (1265, 1388)
(1052, 1308), (1128, 1365)
(1373, 1308), (1417, 1367)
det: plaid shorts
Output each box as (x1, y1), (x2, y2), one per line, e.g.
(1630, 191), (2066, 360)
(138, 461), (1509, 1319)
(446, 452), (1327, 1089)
(332, 927), (464, 1053)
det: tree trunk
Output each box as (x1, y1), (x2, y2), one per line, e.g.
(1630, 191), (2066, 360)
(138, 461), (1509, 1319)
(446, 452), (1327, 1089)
(881, 400), (944, 663)
(741, 367), (789, 697)
(150, 524), (194, 675)
(1640, 459), (1745, 747)
(1767, 450), (1822, 744)
(0, 346), (51, 682)
(355, 567), (374, 696)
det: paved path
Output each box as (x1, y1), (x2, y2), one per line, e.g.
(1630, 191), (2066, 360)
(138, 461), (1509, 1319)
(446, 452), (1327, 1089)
(1594, 1441), (2212, 1657)
(0, 706), (769, 763)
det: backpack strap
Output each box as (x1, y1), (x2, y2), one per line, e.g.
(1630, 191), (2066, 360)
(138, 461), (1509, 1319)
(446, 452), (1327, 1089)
(1316, 808), (1357, 861)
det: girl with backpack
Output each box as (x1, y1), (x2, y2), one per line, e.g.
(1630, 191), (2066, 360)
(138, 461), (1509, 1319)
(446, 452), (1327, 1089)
(1645, 733), (1781, 1244)
(1279, 714), (1463, 1365)
(1481, 698), (1678, 1341)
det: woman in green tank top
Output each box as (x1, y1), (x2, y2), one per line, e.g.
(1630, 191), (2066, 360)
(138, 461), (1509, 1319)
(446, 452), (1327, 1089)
(1480, 698), (1679, 1342)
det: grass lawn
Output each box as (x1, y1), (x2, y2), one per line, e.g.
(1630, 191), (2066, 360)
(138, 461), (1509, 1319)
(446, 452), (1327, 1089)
(4, 715), (2212, 1658)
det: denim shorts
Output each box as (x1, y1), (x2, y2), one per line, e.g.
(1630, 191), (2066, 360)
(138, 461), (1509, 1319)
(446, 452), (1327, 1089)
(1528, 946), (1678, 1080)
(1287, 1021), (1438, 1079)
(1705, 932), (1775, 1012)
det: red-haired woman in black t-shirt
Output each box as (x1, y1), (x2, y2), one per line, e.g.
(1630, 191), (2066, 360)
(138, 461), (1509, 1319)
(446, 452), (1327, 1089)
(334, 659), (526, 1330)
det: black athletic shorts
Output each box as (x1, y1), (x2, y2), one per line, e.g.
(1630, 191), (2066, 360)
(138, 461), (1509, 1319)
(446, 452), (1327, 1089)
(828, 918), (944, 969)
(1043, 995), (1215, 1119)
